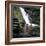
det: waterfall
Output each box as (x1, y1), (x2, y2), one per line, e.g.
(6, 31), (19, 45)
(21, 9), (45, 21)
(19, 7), (31, 26)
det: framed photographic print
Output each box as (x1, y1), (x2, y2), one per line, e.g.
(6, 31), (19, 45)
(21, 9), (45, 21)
(5, 1), (45, 45)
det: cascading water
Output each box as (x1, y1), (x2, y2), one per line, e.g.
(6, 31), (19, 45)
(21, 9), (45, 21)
(19, 7), (40, 36)
(19, 7), (31, 26)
